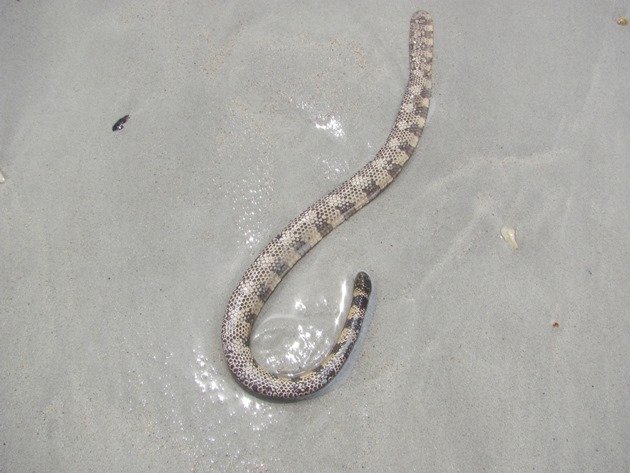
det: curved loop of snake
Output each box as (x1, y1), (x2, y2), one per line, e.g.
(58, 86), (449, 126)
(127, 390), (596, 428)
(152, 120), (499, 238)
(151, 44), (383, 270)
(222, 11), (433, 400)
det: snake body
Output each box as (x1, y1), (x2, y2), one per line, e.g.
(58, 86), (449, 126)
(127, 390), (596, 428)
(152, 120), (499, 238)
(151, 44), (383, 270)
(222, 11), (433, 400)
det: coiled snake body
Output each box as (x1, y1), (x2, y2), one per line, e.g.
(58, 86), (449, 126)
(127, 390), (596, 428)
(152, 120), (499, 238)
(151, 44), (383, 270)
(222, 11), (433, 400)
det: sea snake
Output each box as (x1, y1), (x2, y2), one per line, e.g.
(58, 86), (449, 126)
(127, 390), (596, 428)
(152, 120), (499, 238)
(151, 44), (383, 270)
(222, 11), (433, 400)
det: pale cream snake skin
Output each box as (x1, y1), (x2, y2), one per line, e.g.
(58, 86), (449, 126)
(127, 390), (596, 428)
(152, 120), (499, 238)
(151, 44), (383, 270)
(222, 11), (433, 400)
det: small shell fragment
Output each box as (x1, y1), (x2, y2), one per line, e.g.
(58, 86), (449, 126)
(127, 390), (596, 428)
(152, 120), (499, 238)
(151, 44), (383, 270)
(112, 114), (130, 132)
(0, 168), (5, 183)
(501, 226), (518, 250)
(617, 16), (628, 26)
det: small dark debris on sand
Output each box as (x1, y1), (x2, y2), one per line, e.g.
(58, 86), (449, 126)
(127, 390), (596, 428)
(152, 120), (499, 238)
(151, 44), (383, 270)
(113, 115), (130, 131)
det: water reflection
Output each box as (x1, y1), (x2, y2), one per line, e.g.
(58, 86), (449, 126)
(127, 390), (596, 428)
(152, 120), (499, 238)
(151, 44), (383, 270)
(193, 348), (277, 431)
(251, 278), (349, 375)
(314, 114), (345, 138)
(291, 98), (347, 139)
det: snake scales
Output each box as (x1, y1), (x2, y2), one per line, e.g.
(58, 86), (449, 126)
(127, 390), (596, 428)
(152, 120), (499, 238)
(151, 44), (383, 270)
(222, 11), (433, 400)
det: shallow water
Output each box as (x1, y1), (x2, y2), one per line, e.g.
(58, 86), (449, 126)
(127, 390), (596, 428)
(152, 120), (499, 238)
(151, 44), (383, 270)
(1, 1), (629, 472)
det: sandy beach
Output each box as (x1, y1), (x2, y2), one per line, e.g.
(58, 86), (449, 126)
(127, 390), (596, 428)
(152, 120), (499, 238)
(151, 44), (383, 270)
(1, 1), (629, 471)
